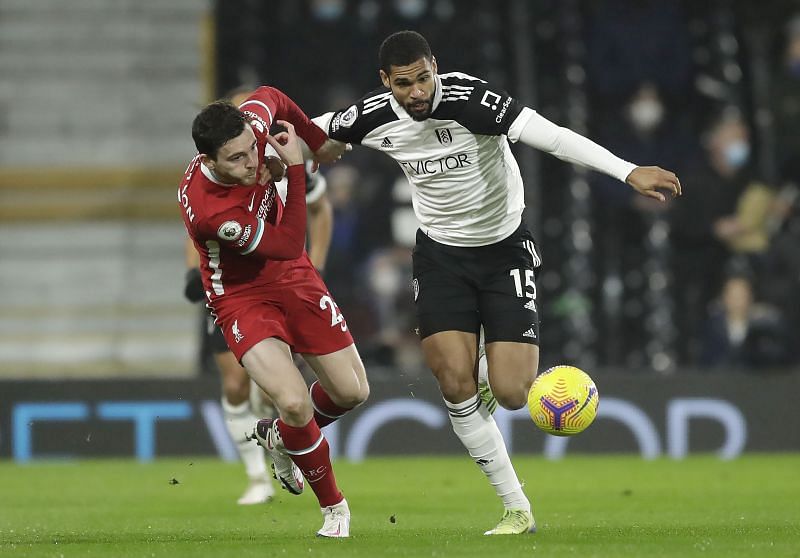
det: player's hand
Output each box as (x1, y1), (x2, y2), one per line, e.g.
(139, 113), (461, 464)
(265, 120), (303, 166)
(258, 156), (286, 186)
(313, 139), (351, 168)
(626, 166), (682, 202)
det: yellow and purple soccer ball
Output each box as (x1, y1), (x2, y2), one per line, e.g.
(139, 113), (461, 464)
(527, 365), (599, 436)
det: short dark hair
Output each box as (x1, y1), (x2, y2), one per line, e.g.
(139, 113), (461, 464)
(191, 101), (246, 159)
(379, 30), (432, 73)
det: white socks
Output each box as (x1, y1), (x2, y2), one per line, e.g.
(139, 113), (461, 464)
(221, 397), (268, 479)
(446, 394), (530, 511)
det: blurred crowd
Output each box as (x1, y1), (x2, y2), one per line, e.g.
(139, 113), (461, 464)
(208, 0), (800, 375)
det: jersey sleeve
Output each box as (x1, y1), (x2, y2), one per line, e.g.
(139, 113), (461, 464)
(200, 206), (264, 255)
(448, 79), (525, 136)
(238, 86), (328, 152)
(323, 87), (396, 145)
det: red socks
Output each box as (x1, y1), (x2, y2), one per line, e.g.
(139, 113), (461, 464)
(277, 418), (343, 507)
(310, 381), (352, 427)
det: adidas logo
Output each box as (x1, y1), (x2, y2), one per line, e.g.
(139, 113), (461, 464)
(380, 137), (393, 148)
(524, 299), (537, 312)
(522, 328), (537, 339)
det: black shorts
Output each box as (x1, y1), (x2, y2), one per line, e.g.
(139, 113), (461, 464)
(412, 221), (542, 344)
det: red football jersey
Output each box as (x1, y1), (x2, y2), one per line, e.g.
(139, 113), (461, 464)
(178, 86), (327, 304)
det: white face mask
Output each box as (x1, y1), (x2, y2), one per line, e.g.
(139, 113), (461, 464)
(724, 140), (750, 169)
(629, 99), (664, 132)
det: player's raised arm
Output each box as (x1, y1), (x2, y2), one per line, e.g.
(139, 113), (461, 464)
(508, 109), (682, 201)
(239, 86), (328, 153)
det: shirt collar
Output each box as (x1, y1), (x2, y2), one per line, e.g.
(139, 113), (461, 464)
(200, 162), (233, 187)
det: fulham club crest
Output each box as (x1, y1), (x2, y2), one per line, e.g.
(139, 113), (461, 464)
(435, 128), (453, 145)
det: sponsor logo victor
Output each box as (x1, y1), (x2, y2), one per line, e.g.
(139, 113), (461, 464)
(399, 152), (472, 176)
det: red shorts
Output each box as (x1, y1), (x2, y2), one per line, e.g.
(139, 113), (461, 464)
(211, 262), (354, 361)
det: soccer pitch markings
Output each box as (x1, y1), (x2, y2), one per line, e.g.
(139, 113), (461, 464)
(0, 455), (798, 557)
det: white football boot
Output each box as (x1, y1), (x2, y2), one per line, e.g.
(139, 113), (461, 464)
(484, 508), (536, 535)
(236, 475), (275, 505)
(252, 419), (304, 495)
(317, 499), (350, 538)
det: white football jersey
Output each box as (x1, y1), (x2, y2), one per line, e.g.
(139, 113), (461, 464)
(319, 72), (530, 247)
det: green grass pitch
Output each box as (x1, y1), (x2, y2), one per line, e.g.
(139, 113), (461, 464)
(1, 455), (798, 557)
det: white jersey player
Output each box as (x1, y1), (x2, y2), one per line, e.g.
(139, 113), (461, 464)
(315, 31), (681, 535)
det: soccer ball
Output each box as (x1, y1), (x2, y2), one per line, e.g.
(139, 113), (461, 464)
(527, 365), (599, 436)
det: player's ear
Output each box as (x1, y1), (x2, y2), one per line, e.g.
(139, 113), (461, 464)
(199, 153), (215, 171)
(431, 56), (437, 74)
(380, 69), (391, 88)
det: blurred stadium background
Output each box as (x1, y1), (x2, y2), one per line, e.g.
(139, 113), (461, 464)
(1, 0), (799, 462)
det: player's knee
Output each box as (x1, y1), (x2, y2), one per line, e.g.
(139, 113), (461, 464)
(493, 379), (533, 410)
(278, 396), (313, 423)
(495, 391), (527, 410)
(327, 379), (370, 409)
(436, 372), (476, 403)
(347, 381), (370, 408)
(222, 375), (249, 405)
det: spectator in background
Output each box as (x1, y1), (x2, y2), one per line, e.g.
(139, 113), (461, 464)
(670, 111), (754, 364)
(703, 111), (776, 275)
(700, 266), (789, 369)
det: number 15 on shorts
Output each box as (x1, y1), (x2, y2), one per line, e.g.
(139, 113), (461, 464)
(509, 268), (537, 300)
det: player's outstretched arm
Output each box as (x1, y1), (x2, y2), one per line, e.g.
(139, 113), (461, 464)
(512, 110), (681, 201)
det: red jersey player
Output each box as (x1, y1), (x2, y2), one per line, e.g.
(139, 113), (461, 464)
(179, 87), (368, 538)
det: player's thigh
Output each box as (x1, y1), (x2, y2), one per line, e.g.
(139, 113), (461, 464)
(477, 228), (541, 407)
(412, 230), (481, 340)
(302, 344), (369, 407)
(421, 330), (480, 402)
(478, 220), (541, 346)
(241, 337), (312, 425)
(485, 341), (539, 409)
(286, 268), (355, 356)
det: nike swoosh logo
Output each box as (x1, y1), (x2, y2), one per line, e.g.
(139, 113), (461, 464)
(248, 191), (257, 212)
